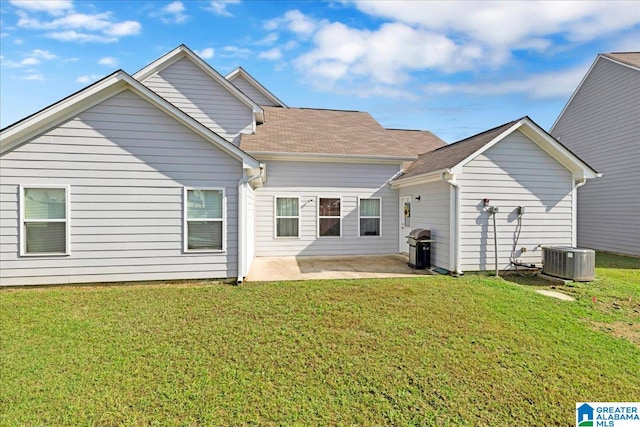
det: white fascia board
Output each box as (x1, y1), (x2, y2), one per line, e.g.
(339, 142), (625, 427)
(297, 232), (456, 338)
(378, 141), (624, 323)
(226, 67), (288, 108)
(390, 169), (449, 189)
(1, 72), (128, 154)
(133, 45), (264, 118)
(249, 151), (416, 164)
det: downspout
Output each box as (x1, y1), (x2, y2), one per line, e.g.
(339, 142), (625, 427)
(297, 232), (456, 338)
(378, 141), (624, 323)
(442, 172), (463, 275)
(571, 177), (587, 247)
(237, 164), (265, 284)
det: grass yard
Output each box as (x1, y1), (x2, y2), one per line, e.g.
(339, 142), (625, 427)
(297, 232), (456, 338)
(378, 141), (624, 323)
(1, 253), (639, 426)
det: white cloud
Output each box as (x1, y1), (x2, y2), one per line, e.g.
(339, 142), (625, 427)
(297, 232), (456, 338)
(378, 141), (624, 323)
(352, 1), (640, 48)
(256, 32), (278, 46)
(9, 0), (73, 16)
(294, 21), (475, 86)
(266, 9), (320, 35)
(196, 47), (215, 59)
(98, 57), (117, 66)
(14, 7), (141, 43)
(207, 0), (241, 17)
(423, 62), (592, 100)
(21, 57), (40, 65)
(221, 45), (251, 58)
(22, 73), (45, 81)
(47, 30), (114, 43)
(258, 47), (282, 61)
(76, 74), (102, 83)
(153, 1), (188, 24)
(30, 49), (56, 59)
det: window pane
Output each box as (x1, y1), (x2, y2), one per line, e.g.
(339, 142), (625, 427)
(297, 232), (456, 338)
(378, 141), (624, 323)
(25, 222), (66, 253)
(360, 199), (380, 216)
(188, 221), (222, 250)
(276, 198), (298, 216)
(24, 188), (65, 219)
(360, 218), (380, 236)
(277, 218), (298, 237)
(320, 217), (340, 237)
(319, 198), (340, 216)
(187, 190), (222, 219)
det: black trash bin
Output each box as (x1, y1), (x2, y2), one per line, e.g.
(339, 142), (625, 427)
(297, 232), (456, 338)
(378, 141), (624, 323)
(407, 228), (432, 269)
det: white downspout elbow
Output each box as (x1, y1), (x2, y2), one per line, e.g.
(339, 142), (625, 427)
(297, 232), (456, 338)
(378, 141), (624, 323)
(237, 164), (265, 284)
(442, 172), (463, 276)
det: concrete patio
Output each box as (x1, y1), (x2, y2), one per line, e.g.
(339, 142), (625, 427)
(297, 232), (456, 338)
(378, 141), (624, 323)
(245, 254), (435, 281)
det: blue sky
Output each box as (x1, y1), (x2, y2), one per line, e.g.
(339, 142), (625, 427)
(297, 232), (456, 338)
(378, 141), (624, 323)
(1, 0), (639, 142)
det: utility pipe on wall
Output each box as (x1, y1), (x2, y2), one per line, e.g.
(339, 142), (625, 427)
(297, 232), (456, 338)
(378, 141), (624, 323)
(237, 164), (265, 284)
(441, 172), (462, 275)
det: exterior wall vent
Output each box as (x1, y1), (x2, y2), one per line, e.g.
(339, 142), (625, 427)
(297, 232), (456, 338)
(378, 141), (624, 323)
(542, 247), (595, 281)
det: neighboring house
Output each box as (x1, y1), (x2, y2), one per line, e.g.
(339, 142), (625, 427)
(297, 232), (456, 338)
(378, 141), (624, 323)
(0, 45), (597, 286)
(551, 52), (640, 256)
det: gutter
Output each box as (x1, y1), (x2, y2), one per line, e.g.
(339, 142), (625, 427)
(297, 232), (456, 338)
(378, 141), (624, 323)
(441, 171), (463, 275)
(237, 163), (266, 284)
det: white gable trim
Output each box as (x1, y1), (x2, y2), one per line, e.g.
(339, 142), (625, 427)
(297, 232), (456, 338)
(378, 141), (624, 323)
(226, 67), (288, 108)
(133, 45), (265, 123)
(0, 71), (260, 169)
(450, 117), (598, 179)
(551, 54), (639, 132)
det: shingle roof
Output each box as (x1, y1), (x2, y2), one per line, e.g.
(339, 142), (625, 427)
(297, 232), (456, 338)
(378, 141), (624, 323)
(240, 106), (445, 158)
(602, 52), (640, 69)
(399, 119), (520, 179)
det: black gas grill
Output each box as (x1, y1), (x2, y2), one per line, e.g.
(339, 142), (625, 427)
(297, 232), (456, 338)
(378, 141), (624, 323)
(407, 228), (432, 269)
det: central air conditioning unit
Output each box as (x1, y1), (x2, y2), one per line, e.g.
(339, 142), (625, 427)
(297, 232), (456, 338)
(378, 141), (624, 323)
(542, 247), (595, 281)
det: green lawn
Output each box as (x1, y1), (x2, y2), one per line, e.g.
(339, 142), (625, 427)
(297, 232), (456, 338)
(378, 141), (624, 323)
(1, 253), (639, 426)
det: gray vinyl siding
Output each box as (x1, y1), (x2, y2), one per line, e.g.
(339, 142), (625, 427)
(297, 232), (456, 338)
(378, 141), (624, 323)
(141, 57), (254, 144)
(254, 161), (401, 256)
(551, 58), (640, 256)
(229, 75), (278, 107)
(457, 130), (573, 271)
(0, 90), (242, 286)
(399, 181), (451, 270)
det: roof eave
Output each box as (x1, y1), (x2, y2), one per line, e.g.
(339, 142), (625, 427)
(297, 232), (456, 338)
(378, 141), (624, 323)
(247, 151), (416, 164)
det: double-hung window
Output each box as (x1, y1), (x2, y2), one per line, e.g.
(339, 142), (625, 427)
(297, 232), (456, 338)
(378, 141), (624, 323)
(359, 198), (381, 237)
(275, 197), (299, 237)
(318, 197), (341, 237)
(185, 188), (224, 251)
(21, 186), (69, 255)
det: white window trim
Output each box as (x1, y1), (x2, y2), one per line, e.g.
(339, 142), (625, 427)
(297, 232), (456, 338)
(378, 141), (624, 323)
(317, 196), (342, 238)
(358, 197), (382, 238)
(274, 196), (300, 239)
(183, 187), (226, 253)
(19, 184), (70, 257)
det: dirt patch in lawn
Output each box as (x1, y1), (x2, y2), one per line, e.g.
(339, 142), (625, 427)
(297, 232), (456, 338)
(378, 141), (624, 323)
(592, 321), (640, 347)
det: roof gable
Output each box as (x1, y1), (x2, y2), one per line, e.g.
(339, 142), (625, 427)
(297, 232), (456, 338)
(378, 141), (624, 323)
(395, 117), (598, 185)
(226, 67), (287, 107)
(0, 70), (260, 168)
(551, 52), (640, 131)
(133, 45), (264, 123)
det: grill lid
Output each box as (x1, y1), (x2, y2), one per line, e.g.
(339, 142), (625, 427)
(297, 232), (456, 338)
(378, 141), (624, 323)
(408, 228), (431, 240)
